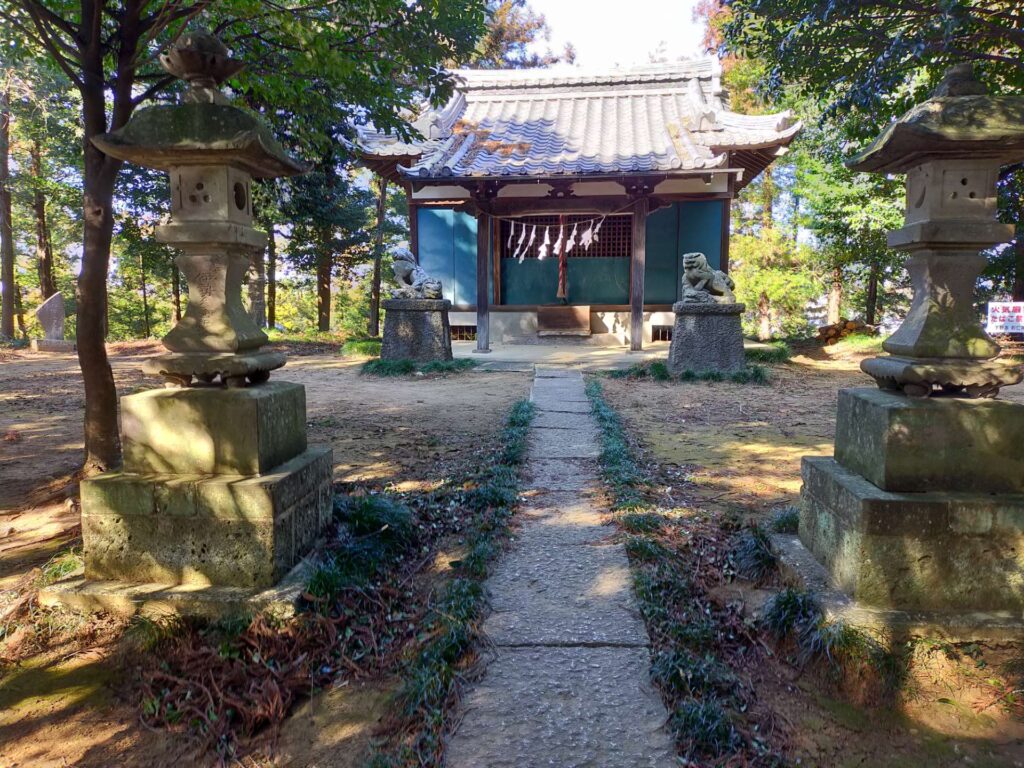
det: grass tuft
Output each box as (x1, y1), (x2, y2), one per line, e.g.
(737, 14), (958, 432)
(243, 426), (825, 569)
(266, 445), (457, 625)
(672, 697), (741, 758)
(362, 359), (417, 376)
(731, 525), (778, 585)
(745, 341), (791, 364)
(607, 360), (673, 381)
(36, 547), (83, 586)
(769, 506), (800, 534)
(342, 338), (382, 357)
(362, 358), (477, 377)
(761, 587), (822, 640)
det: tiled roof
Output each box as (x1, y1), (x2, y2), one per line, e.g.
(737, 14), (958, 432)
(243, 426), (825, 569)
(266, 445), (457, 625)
(356, 60), (800, 181)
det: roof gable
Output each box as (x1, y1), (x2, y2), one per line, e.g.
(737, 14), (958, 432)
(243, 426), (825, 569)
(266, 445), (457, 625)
(357, 59), (800, 183)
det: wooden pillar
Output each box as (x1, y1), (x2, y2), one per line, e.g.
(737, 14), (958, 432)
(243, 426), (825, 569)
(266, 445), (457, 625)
(629, 197), (649, 351)
(475, 212), (491, 353)
(720, 197), (732, 273)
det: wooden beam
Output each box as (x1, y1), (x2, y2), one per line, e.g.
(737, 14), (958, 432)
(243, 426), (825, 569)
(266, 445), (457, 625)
(408, 200), (420, 262)
(630, 197), (649, 352)
(720, 197), (732, 273)
(475, 214), (491, 353)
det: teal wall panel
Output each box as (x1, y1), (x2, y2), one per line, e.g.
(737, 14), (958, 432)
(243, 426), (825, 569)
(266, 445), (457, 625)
(416, 208), (479, 307)
(453, 211), (478, 306)
(644, 205), (680, 304)
(677, 200), (724, 272)
(500, 258), (629, 305)
(423, 200), (724, 308)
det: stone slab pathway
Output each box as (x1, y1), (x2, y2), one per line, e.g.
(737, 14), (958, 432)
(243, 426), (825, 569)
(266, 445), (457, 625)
(446, 367), (675, 768)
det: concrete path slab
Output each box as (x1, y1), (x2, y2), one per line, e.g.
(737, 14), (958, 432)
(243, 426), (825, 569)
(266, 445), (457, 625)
(528, 427), (602, 459)
(524, 459), (601, 491)
(446, 369), (674, 766)
(447, 646), (675, 768)
(533, 410), (592, 429)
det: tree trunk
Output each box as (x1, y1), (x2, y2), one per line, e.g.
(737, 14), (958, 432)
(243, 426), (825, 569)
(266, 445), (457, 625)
(316, 244), (331, 332)
(14, 278), (26, 339)
(0, 82), (14, 339)
(826, 266), (843, 325)
(267, 227), (277, 328)
(248, 249), (266, 327)
(369, 177), (388, 337)
(171, 260), (182, 323)
(865, 261), (880, 326)
(757, 291), (772, 340)
(139, 252), (150, 337)
(31, 141), (57, 299)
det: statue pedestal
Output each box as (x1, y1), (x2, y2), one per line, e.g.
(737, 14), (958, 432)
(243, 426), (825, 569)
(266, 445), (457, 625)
(42, 382), (333, 616)
(30, 339), (76, 353)
(381, 298), (453, 362)
(667, 302), (745, 376)
(792, 388), (1024, 638)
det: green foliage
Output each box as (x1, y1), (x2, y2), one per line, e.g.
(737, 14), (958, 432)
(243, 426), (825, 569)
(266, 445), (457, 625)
(723, 0), (1023, 123)
(342, 338), (382, 357)
(651, 649), (738, 699)
(731, 526), (777, 585)
(761, 588), (822, 639)
(470, 0), (575, 69)
(620, 512), (665, 535)
(732, 229), (822, 339)
(769, 506), (800, 534)
(586, 380), (647, 509)
(745, 341), (790, 363)
(336, 494), (416, 549)
(418, 359), (477, 375)
(607, 360), (673, 381)
(362, 359), (418, 376)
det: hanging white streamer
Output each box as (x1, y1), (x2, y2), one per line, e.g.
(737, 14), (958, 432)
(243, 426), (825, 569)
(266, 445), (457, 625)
(565, 222), (578, 253)
(513, 222), (528, 261)
(592, 217), (605, 242)
(538, 226), (551, 260)
(552, 224), (564, 256)
(520, 225), (537, 264)
(507, 220), (515, 249)
(580, 222), (594, 250)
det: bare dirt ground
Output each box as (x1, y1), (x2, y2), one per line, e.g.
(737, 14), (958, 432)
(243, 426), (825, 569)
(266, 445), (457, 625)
(0, 343), (531, 767)
(602, 342), (1024, 768)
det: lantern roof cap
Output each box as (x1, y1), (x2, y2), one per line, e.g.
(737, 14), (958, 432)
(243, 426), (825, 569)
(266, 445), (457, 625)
(847, 64), (1024, 174)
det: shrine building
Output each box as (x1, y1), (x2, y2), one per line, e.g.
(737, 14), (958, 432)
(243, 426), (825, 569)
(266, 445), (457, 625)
(357, 59), (799, 351)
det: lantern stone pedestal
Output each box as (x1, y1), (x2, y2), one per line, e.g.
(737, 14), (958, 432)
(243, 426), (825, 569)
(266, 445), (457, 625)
(39, 32), (331, 618)
(381, 298), (453, 362)
(788, 66), (1024, 639)
(666, 303), (745, 376)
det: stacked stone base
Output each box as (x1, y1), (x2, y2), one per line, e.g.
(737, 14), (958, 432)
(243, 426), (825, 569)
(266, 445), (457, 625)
(45, 381), (333, 616)
(667, 302), (745, 376)
(797, 387), (1024, 634)
(30, 338), (76, 352)
(381, 298), (453, 362)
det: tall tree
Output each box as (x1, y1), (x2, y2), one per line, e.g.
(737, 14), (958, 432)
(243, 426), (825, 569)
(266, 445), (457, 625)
(469, 0), (574, 69)
(0, 76), (13, 339)
(1, 0), (486, 473)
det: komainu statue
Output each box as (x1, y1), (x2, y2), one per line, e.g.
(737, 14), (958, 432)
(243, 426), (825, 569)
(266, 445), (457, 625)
(680, 252), (736, 304)
(391, 247), (443, 299)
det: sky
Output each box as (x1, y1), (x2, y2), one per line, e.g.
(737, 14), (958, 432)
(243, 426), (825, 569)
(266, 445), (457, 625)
(531, 0), (706, 68)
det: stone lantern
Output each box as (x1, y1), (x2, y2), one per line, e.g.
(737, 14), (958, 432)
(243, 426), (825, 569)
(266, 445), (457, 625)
(44, 32), (333, 615)
(794, 65), (1024, 636)
(850, 63), (1024, 398)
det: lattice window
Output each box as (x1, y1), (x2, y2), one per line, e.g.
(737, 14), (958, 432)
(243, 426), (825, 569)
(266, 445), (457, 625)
(498, 213), (632, 259)
(450, 325), (477, 341)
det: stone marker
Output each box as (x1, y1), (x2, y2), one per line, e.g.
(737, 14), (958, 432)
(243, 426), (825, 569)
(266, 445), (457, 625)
(381, 247), (453, 362)
(30, 292), (76, 352)
(42, 30), (331, 617)
(666, 252), (745, 375)
(796, 65), (1024, 636)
